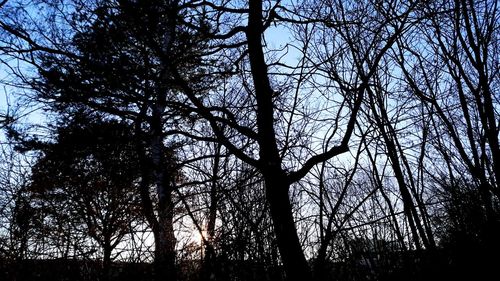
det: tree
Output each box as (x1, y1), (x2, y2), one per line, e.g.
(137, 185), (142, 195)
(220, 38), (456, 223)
(168, 1), (416, 279)
(0, 1), (210, 280)
(395, 0), (500, 244)
(364, 70), (436, 250)
(25, 114), (141, 280)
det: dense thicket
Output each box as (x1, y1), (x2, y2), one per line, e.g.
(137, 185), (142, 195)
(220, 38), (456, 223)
(0, 0), (499, 281)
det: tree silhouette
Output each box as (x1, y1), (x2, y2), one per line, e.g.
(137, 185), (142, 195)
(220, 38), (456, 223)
(27, 114), (141, 280)
(0, 0), (499, 281)
(19, 1), (209, 280)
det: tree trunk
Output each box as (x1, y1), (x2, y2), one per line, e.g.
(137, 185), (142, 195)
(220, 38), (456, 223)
(154, 204), (177, 281)
(201, 143), (221, 281)
(151, 175), (177, 281)
(367, 87), (431, 249)
(246, 0), (312, 279)
(264, 168), (311, 281)
(102, 241), (112, 281)
(151, 103), (177, 281)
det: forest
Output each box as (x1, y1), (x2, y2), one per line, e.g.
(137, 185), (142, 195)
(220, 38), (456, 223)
(0, 0), (498, 280)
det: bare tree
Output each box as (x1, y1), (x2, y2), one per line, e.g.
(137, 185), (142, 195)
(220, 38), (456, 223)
(394, 0), (500, 243)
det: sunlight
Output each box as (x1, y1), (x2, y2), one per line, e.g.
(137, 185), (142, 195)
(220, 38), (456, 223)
(193, 229), (208, 245)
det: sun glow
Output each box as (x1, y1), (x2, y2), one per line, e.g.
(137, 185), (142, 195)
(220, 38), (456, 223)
(193, 230), (208, 245)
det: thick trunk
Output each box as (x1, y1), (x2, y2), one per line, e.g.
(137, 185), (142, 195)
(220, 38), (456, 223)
(151, 103), (177, 281)
(154, 202), (177, 281)
(102, 241), (112, 281)
(246, 0), (312, 279)
(152, 161), (176, 281)
(264, 168), (311, 281)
